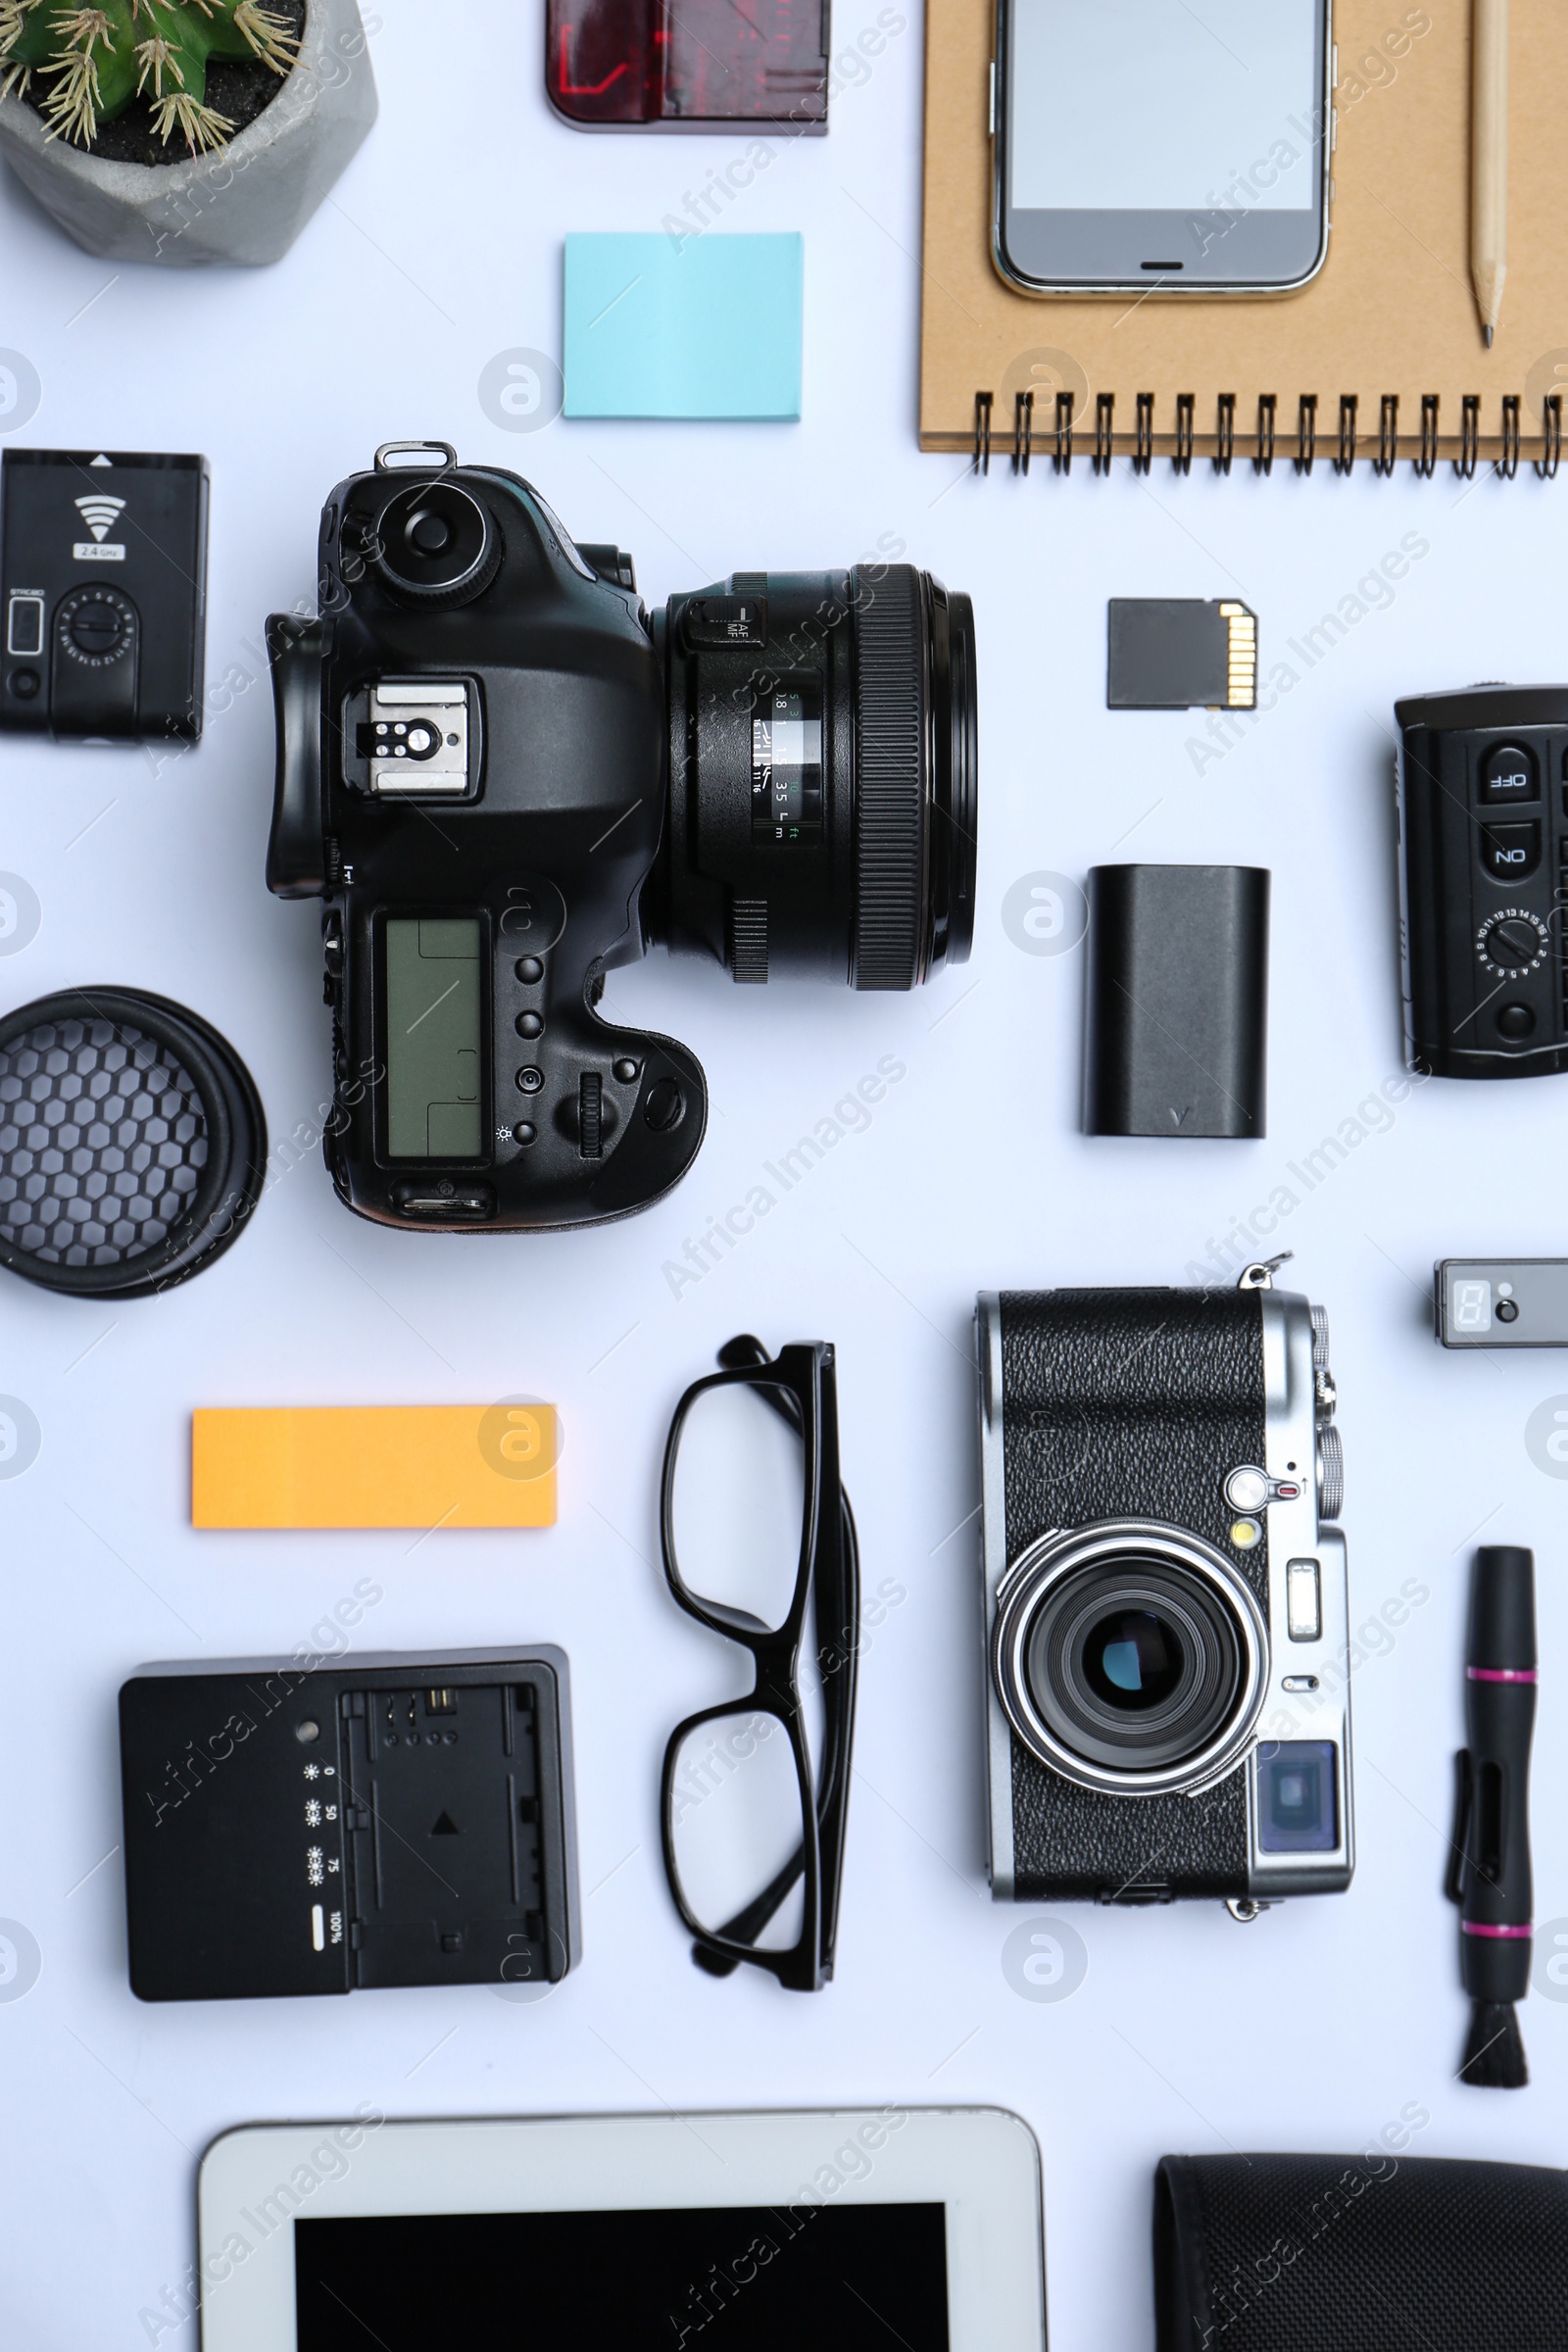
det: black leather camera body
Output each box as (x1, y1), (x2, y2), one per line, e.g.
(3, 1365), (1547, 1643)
(1396, 685), (1568, 1079)
(266, 442), (975, 1233)
(977, 1269), (1353, 1912)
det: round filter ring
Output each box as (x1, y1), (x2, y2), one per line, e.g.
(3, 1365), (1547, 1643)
(0, 989), (267, 1299)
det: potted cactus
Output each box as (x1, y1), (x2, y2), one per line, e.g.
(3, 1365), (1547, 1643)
(0, 0), (377, 267)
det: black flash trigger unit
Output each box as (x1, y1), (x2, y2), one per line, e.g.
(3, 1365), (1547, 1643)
(1438, 1259), (1568, 1347)
(0, 447), (208, 743)
(119, 1647), (580, 2002)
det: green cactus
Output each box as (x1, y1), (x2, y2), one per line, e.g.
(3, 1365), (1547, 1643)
(0, 0), (298, 154)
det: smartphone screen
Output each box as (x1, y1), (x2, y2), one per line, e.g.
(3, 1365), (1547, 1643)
(996, 0), (1331, 293)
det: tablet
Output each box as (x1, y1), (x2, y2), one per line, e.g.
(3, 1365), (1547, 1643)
(197, 2106), (1046, 2351)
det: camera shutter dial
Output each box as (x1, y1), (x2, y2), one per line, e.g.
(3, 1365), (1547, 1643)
(1316, 1425), (1345, 1522)
(374, 483), (503, 608)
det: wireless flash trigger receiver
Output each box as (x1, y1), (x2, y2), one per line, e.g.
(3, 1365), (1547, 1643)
(0, 448), (209, 743)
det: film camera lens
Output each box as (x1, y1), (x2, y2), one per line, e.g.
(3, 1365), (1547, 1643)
(993, 1522), (1268, 1796)
(1024, 1558), (1245, 1774)
(1078, 1606), (1186, 1712)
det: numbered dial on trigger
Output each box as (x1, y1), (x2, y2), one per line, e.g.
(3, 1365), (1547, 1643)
(55, 586), (136, 667)
(1477, 907), (1549, 977)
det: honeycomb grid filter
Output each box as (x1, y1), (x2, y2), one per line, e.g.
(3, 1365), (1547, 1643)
(0, 1018), (209, 1268)
(0, 989), (267, 1298)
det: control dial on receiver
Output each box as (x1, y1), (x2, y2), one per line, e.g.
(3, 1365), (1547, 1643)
(56, 586), (136, 667)
(1477, 907), (1549, 977)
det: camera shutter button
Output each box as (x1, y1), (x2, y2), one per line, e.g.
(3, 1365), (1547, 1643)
(1224, 1466), (1270, 1513)
(1224, 1466), (1302, 1513)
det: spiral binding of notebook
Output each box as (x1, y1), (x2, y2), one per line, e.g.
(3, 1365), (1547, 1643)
(921, 0), (1568, 483)
(968, 388), (1563, 481)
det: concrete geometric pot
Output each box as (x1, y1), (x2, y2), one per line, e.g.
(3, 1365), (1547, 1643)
(0, 0), (377, 268)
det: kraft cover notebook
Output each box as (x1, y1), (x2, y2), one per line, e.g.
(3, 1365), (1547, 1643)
(920, 0), (1568, 471)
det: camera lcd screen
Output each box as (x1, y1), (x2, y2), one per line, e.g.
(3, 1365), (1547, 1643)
(295, 2202), (950, 2348)
(382, 917), (482, 1159)
(1008, 0), (1319, 215)
(1256, 1740), (1338, 1853)
(752, 687), (824, 843)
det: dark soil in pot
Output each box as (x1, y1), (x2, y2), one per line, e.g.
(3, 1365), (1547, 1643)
(18, 0), (307, 165)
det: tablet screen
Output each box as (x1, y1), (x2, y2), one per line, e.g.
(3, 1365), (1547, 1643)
(296, 2201), (949, 2348)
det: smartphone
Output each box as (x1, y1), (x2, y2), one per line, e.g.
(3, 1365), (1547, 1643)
(993, 0), (1334, 296)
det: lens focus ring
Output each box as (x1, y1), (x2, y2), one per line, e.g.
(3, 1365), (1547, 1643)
(852, 564), (926, 990)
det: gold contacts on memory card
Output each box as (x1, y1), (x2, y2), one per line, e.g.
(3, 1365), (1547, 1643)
(1107, 599), (1257, 710)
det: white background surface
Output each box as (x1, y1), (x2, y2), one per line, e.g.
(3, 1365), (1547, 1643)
(1, 4), (1566, 2346)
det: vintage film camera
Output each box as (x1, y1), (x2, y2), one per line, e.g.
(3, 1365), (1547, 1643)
(266, 442), (976, 1232)
(977, 1264), (1353, 1913)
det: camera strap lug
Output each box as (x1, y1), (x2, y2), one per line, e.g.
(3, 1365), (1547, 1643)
(374, 440), (458, 473)
(1237, 1251), (1294, 1292)
(1225, 1896), (1277, 1922)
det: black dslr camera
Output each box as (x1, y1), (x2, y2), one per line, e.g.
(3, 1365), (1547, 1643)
(1396, 686), (1568, 1078)
(977, 1265), (1354, 1914)
(266, 443), (976, 1231)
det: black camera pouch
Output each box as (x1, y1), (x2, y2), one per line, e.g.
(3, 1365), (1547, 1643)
(1154, 2152), (1568, 2352)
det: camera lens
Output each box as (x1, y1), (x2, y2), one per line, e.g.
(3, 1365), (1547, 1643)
(651, 564), (977, 989)
(1080, 1607), (1186, 1712)
(375, 481), (502, 607)
(1020, 1554), (1248, 1777)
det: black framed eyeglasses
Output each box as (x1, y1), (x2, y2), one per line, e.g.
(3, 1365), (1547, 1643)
(659, 1334), (859, 1993)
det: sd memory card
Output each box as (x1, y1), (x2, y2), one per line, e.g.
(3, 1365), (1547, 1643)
(1107, 598), (1256, 710)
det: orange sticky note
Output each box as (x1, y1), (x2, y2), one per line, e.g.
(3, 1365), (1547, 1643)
(191, 1405), (558, 1531)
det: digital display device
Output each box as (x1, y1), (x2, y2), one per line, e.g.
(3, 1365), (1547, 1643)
(1010, 0), (1317, 214)
(994, 0), (1332, 293)
(295, 2203), (949, 2349)
(196, 2108), (1046, 2352)
(383, 917), (481, 1159)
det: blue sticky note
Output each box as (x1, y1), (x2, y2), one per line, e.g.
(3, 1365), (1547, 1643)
(564, 232), (803, 421)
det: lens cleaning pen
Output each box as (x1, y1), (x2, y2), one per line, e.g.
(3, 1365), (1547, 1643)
(1447, 1544), (1537, 2088)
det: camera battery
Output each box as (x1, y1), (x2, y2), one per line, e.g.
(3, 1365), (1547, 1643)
(0, 447), (208, 742)
(120, 1648), (579, 2002)
(1084, 864), (1270, 1139)
(1437, 1258), (1568, 1347)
